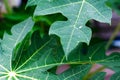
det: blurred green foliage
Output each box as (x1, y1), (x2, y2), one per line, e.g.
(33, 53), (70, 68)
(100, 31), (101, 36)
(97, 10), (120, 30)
(107, 0), (120, 14)
(0, 1), (66, 38)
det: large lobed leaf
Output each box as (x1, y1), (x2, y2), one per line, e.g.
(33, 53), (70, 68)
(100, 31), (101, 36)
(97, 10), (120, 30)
(0, 17), (34, 79)
(27, 0), (112, 57)
(0, 28), (120, 80)
(0, 0), (117, 79)
(8, 35), (92, 80)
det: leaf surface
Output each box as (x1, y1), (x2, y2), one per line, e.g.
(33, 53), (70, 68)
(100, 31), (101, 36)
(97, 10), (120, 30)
(0, 17), (34, 79)
(11, 39), (120, 79)
(0, 33), (120, 80)
(90, 72), (106, 80)
(110, 71), (120, 80)
(68, 43), (120, 67)
(27, 0), (112, 57)
(58, 65), (91, 80)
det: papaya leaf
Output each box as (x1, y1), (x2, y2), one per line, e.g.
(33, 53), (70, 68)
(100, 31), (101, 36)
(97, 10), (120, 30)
(26, 0), (38, 7)
(26, 0), (112, 57)
(90, 72), (106, 80)
(10, 35), (91, 80)
(58, 65), (91, 80)
(0, 0), (118, 80)
(68, 43), (120, 67)
(12, 38), (120, 79)
(0, 30), (120, 80)
(12, 32), (33, 70)
(110, 71), (120, 80)
(0, 17), (34, 79)
(108, 66), (120, 72)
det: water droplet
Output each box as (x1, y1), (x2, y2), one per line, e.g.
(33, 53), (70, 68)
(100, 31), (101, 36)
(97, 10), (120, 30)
(79, 26), (82, 29)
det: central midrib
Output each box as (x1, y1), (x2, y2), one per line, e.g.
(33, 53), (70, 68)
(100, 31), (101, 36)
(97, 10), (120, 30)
(65, 0), (85, 54)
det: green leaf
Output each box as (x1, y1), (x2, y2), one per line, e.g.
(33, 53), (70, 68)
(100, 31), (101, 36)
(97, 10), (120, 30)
(12, 32), (32, 70)
(26, 0), (38, 7)
(90, 72), (106, 80)
(108, 66), (120, 72)
(0, 17), (34, 79)
(12, 39), (120, 79)
(27, 0), (112, 57)
(107, 0), (120, 15)
(0, 31), (120, 80)
(12, 35), (91, 79)
(85, 43), (120, 67)
(68, 43), (120, 67)
(58, 65), (91, 80)
(13, 31), (50, 70)
(110, 71), (120, 80)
